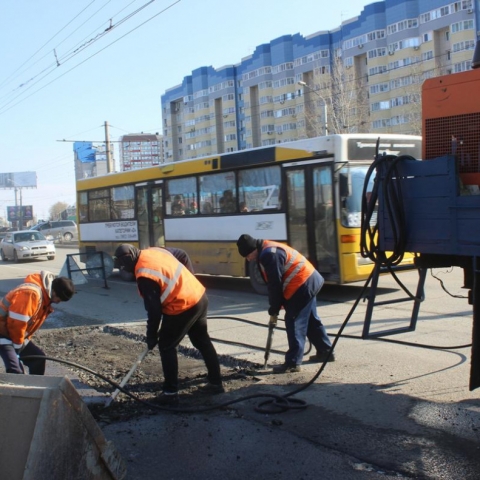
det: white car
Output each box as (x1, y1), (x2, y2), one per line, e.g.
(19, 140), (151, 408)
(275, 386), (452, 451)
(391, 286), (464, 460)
(0, 230), (56, 262)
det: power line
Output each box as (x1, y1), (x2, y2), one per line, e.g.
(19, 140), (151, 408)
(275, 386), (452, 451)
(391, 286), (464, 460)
(0, 0), (181, 116)
(0, 0), (99, 90)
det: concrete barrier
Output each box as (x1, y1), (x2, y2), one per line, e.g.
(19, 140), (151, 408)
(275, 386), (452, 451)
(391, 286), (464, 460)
(0, 374), (126, 480)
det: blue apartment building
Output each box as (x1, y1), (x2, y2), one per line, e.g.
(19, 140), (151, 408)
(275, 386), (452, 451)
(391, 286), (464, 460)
(161, 0), (477, 161)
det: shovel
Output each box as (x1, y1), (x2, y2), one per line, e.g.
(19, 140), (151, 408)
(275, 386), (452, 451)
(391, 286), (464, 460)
(105, 346), (149, 406)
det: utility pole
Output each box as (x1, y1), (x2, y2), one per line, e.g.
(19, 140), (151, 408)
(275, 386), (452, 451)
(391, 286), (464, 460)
(57, 122), (118, 176)
(104, 121), (114, 173)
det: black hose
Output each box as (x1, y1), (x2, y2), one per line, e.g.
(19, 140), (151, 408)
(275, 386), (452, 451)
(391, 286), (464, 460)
(21, 354), (306, 414)
(20, 300), (470, 415)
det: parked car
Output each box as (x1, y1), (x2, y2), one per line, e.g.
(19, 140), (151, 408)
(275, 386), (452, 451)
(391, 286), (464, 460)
(30, 220), (78, 242)
(0, 230), (56, 262)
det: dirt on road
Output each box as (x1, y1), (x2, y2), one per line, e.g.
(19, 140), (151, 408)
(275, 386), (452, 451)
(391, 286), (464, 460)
(34, 325), (301, 423)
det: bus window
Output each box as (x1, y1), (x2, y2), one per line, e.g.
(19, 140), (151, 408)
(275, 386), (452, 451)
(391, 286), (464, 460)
(88, 189), (110, 222)
(199, 172), (236, 213)
(340, 166), (374, 227)
(152, 186), (164, 247)
(238, 165), (281, 212)
(166, 177), (197, 216)
(111, 186), (135, 220)
(313, 166), (335, 272)
(79, 192), (88, 223)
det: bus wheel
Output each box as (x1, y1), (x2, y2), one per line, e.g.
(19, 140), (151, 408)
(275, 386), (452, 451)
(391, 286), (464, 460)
(248, 260), (268, 295)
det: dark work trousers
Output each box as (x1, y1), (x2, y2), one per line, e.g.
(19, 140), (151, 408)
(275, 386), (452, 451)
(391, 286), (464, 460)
(157, 293), (221, 393)
(284, 296), (332, 366)
(0, 341), (46, 375)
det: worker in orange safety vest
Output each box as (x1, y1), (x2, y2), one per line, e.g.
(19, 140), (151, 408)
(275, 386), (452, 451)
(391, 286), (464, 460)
(114, 244), (223, 405)
(0, 271), (75, 375)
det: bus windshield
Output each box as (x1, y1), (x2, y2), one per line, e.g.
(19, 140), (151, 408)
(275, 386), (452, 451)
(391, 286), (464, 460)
(341, 165), (374, 228)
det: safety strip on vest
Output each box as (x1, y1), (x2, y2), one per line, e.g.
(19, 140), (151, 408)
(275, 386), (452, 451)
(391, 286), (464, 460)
(136, 263), (184, 304)
(0, 283), (42, 317)
(283, 250), (307, 290)
(260, 247), (307, 294)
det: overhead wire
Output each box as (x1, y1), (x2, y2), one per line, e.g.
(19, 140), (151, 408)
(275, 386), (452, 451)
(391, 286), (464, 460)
(0, 9), (464, 123)
(0, 1), (147, 97)
(0, 0), (181, 116)
(0, 0), (100, 91)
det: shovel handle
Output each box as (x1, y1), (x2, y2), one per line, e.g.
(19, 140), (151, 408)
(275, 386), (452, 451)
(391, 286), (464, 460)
(105, 346), (149, 406)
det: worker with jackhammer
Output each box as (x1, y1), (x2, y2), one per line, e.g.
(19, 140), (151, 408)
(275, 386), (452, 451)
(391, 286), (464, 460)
(236, 234), (334, 373)
(0, 271), (75, 375)
(114, 244), (224, 405)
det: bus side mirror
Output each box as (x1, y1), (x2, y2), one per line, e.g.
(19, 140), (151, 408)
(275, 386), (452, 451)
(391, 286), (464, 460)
(339, 173), (351, 197)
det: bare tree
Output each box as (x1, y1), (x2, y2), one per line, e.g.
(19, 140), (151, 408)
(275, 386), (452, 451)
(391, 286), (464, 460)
(299, 52), (370, 137)
(49, 202), (69, 221)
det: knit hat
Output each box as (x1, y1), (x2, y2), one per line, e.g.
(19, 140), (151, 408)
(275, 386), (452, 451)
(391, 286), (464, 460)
(114, 244), (141, 273)
(52, 277), (75, 301)
(237, 234), (258, 257)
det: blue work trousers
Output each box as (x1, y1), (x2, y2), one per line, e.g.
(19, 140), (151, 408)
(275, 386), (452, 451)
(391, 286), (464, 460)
(0, 341), (46, 375)
(284, 296), (332, 366)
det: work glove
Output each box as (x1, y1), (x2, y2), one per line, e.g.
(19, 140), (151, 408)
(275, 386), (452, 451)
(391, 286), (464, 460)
(268, 306), (279, 317)
(146, 334), (158, 350)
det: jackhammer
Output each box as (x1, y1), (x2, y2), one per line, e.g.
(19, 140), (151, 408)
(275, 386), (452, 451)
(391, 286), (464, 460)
(263, 315), (278, 369)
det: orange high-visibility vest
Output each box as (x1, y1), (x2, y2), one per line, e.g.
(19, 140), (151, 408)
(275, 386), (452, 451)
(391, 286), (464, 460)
(0, 274), (53, 349)
(260, 240), (315, 300)
(135, 248), (205, 315)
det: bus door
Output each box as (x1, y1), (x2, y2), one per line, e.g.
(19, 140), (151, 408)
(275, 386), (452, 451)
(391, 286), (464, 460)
(135, 182), (164, 249)
(285, 162), (339, 282)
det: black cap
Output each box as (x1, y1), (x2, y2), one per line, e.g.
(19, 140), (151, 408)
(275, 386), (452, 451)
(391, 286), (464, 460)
(114, 244), (140, 273)
(52, 277), (75, 301)
(114, 244), (134, 261)
(237, 234), (257, 257)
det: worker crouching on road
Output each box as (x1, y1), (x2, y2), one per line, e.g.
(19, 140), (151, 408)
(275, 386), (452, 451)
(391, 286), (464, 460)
(114, 244), (224, 405)
(236, 234), (334, 373)
(0, 272), (75, 375)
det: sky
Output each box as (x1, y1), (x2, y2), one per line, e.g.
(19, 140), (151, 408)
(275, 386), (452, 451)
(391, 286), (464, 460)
(0, 0), (371, 222)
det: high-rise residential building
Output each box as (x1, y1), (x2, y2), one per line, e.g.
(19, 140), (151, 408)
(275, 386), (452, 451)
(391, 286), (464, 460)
(118, 133), (164, 171)
(161, 0), (476, 161)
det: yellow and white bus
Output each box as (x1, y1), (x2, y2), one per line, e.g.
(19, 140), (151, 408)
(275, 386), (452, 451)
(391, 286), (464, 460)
(76, 134), (421, 292)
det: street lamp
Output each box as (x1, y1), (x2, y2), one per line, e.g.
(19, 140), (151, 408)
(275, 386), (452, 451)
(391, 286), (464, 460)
(298, 81), (328, 135)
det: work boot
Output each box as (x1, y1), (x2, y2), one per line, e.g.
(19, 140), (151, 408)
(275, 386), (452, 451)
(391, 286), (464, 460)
(272, 363), (301, 373)
(154, 391), (179, 406)
(197, 382), (225, 394)
(309, 350), (335, 363)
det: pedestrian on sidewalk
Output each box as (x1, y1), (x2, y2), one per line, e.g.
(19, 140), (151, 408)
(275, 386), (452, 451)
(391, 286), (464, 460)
(114, 244), (224, 404)
(236, 234), (334, 373)
(0, 271), (75, 375)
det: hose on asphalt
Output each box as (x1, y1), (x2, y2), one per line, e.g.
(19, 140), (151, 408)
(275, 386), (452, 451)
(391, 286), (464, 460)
(20, 272), (470, 416)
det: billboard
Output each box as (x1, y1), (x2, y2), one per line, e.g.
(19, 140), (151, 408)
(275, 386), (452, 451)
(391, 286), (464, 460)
(7, 205), (33, 222)
(74, 142), (97, 163)
(0, 172), (37, 189)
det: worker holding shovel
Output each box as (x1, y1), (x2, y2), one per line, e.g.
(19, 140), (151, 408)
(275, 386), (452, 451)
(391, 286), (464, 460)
(114, 244), (223, 405)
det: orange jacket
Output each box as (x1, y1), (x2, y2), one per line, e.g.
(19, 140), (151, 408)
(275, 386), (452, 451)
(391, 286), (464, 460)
(0, 272), (54, 349)
(259, 240), (316, 300)
(135, 248), (205, 315)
